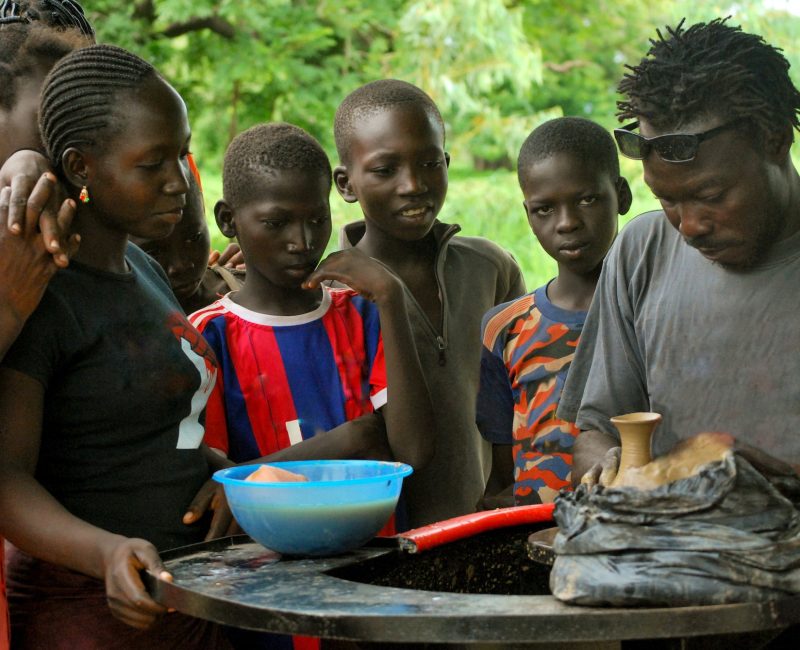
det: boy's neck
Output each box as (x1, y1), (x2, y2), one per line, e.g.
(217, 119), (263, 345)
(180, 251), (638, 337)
(356, 226), (438, 271)
(232, 276), (323, 316)
(547, 265), (602, 312)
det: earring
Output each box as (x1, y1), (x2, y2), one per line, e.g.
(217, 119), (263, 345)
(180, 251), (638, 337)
(79, 186), (90, 204)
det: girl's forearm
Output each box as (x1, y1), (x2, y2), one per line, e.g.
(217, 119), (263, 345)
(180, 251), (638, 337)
(0, 467), (123, 580)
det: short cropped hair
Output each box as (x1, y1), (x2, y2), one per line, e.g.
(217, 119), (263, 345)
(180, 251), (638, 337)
(0, 0), (94, 37)
(334, 79), (445, 165)
(517, 117), (620, 184)
(39, 44), (156, 174)
(0, 22), (89, 109)
(617, 18), (800, 144)
(222, 122), (332, 209)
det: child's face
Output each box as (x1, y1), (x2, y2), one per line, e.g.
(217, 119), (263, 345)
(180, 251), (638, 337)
(79, 75), (190, 241)
(335, 104), (448, 242)
(224, 169), (331, 289)
(520, 152), (621, 276)
(130, 181), (209, 303)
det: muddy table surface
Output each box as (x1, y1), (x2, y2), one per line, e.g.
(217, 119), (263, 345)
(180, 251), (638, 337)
(144, 531), (800, 647)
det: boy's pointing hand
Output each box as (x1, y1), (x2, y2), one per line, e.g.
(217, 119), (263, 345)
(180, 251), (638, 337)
(303, 248), (403, 306)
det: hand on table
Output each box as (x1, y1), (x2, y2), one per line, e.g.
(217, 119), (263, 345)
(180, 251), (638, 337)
(580, 446), (621, 488)
(102, 536), (172, 630)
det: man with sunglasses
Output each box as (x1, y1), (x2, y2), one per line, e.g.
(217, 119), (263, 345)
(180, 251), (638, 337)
(557, 18), (800, 486)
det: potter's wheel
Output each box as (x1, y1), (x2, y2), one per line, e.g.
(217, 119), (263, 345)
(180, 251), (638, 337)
(143, 529), (800, 646)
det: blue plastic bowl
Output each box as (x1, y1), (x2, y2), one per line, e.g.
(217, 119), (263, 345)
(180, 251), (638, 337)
(213, 460), (413, 556)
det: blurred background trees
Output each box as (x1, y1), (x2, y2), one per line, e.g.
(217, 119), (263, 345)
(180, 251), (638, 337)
(84, 0), (800, 285)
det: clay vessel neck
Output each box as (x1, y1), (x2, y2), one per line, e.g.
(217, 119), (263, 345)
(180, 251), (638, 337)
(609, 412), (661, 486)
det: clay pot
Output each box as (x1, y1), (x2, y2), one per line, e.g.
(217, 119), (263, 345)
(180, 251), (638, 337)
(609, 412), (662, 487)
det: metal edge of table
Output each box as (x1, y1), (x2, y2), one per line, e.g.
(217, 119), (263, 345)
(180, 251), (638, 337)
(143, 536), (800, 644)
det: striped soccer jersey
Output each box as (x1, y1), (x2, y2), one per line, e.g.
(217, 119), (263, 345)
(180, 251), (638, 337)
(190, 287), (386, 462)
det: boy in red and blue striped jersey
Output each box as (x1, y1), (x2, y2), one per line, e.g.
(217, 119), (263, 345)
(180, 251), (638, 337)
(191, 122), (434, 499)
(190, 123), (434, 650)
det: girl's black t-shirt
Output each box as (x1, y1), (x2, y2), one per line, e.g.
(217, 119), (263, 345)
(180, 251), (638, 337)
(2, 243), (218, 551)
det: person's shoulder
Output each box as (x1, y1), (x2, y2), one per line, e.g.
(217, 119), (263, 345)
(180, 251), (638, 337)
(449, 233), (520, 270)
(481, 290), (536, 345)
(126, 241), (174, 291)
(327, 284), (380, 317)
(616, 210), (673, 244)
(483, 290), (535, 325)
(188, 297), (229, 332)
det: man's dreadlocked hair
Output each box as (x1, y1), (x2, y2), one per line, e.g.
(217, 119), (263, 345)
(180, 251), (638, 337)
(39, 44), (156, 175)
(617, 18), (800, 145)
(0, 1), (93, 37)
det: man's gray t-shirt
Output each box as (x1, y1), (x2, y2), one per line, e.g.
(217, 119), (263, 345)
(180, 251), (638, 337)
(558, 210), (800, 463)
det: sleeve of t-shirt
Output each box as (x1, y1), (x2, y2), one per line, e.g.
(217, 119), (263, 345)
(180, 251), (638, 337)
(1, 288), (77, 387)
(557, 221), (651, 437)
(191, 316), (230, 456)
(476, 340), (515, 445)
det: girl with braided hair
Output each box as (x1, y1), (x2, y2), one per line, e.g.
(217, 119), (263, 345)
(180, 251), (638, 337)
(0, 43), (231, 649)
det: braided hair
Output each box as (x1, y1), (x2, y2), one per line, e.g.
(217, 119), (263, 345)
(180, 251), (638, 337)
(39, 43), (155, 175)
(0, 0), (93, 37)
(617, 18), (800, 145)
(517, 117), (620, 185)
(223, 122), (332, 209)
(334, 79), (445, 165)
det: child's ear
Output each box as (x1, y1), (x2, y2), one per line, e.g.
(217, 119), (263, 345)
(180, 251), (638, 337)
(214, 200), (237, 239)
(333, 166), (358, 204)
(616, 177), (633, 216)
(61, 147), (89, 192)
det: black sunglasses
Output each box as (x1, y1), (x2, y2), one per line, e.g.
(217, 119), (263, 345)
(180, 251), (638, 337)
(613, 120), (738, 163)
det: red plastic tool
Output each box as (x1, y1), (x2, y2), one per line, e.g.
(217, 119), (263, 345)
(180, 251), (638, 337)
(395, 503), (555, 554)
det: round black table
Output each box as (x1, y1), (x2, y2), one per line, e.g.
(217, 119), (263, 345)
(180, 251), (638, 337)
(143, 533), (800, 648)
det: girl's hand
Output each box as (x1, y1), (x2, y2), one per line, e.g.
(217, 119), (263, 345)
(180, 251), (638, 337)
(101, 536), (171, 629)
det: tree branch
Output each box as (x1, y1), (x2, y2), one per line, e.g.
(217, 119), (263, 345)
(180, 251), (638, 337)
(162, 16), (235, 40)
(544, 60), (591, 74)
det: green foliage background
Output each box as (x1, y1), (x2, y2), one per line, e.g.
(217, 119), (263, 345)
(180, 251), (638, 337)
(85, 0), (800, 288)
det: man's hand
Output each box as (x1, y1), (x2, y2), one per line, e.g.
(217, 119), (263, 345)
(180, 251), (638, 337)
(580, 446), (621, 488)
(101, 536), (171, 630)
(303, 248), (402, 306)
(572, 429), (621, 488)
